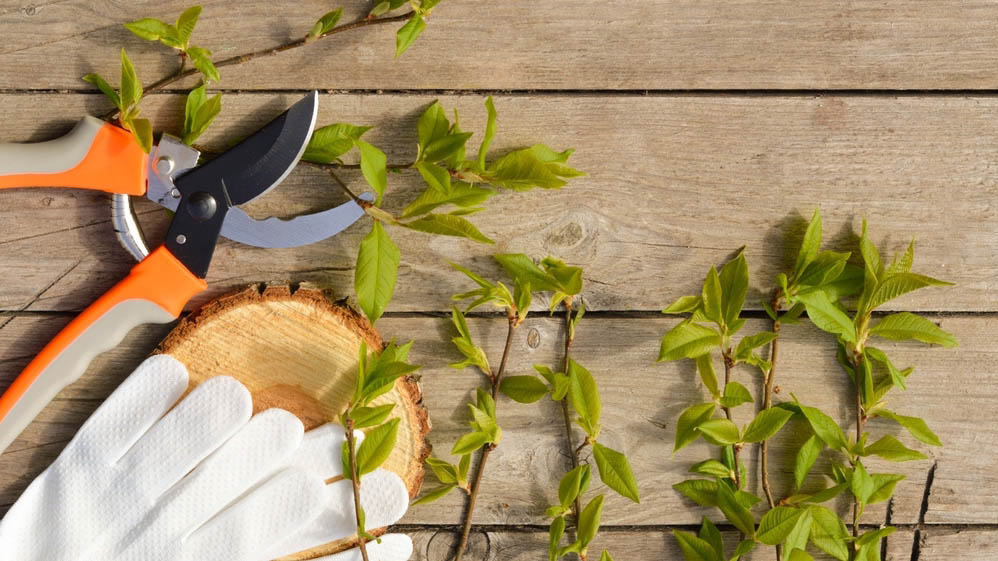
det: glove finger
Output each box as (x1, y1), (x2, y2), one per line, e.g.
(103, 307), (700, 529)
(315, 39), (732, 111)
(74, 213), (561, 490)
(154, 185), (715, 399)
(115, 375), (252, 501)
(312, 534), (414, 561)
(266, 468), (409, 558)
(177, 467), (325, 561)
(102, 408), (304, 556)
(284, 422), (363, 480)
(74, 355), (189, 463)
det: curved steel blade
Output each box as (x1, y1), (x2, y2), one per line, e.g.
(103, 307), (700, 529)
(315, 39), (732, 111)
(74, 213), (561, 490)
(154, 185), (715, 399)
(173, 91), (318, 206)
(165, 92), (319, 277)
(220, 194), (371, 248)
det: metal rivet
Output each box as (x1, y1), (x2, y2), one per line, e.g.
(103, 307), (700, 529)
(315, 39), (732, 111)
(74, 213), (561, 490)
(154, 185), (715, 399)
(156, 156), (175, 175)
(170, 188), (181, 199)
(175, 234), (187, 245)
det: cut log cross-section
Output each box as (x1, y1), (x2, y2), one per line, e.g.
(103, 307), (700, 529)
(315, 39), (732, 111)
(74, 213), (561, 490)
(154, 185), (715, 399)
(156, 284), (430, 560)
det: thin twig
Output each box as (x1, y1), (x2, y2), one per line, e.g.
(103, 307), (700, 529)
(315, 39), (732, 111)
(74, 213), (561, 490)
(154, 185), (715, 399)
(852, 350), (865, 540)
(300, 159), (415, 172)
(100, 11), (415, 120)
(721, 352), (741, 489)
(762, 290), (783, 561)
(560, 300), (584, 522)
(327, 169), (370, 208)
(454, 315), (517, 561)
(344, 416), (370, 561)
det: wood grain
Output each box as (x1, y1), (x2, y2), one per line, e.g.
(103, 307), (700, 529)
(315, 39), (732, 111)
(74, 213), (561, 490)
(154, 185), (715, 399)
(4, 1), (998, 91)
(1, 314), (990, 528)
(0, 93), (995, 314)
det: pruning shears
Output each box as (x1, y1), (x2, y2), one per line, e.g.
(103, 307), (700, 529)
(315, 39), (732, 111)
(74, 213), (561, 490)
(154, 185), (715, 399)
(0, 92), (362, 454)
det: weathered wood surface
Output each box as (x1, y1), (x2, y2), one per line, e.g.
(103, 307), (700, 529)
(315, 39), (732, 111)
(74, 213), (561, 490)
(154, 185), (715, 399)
(1, 315), (991, 530)
(1, 93), (996, 314)
(3, 1), (998, 559)
(5, 1), (998, 90)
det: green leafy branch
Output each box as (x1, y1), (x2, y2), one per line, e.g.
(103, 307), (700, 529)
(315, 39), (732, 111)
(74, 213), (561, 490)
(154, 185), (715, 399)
(341, 339), (421, 561)
(659, 211), (955, 561)
(319, 98), (584, 324)
(85, 3), (440, 150)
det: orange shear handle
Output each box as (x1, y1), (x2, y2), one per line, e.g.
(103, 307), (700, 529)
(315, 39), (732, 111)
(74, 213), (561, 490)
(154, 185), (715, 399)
(0, 117), (147, 195)
(0, 247), (206, 455)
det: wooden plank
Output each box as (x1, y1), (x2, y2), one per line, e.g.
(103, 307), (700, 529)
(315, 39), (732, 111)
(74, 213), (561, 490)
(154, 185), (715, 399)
(1, 314), (991, 527)
(912, 528), (998, 561)
(1, 93), (995, 313)
(5, 1), (998, 90)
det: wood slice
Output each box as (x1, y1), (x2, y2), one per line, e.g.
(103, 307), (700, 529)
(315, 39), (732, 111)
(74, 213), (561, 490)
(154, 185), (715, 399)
(155, 283), (430, 560)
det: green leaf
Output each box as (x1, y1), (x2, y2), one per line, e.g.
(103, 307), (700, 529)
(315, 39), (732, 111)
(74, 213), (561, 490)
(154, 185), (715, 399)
(402, 180), (495, 218)
(868, 473), (906, 504)
(796, 290), (856, 343)
(799, 404), (847, 450)
(349, 403), (395, 429)
(593, 442), (640, 503)
(717, 483), (755, 537)
(734, 331), (778, 361)
(549, 516), (565, 561)
(794, 208), (822, 277)
(422, 132), (474, 163)
(417, 100), (449, 152)
(577, 494), (604, 548)
(809, 505), (849, 561)
(568, 360), (601, 437)
(787, 550), (814, 561)
(698, 517), (724, 560)
(718, 252), (749, 328)
(869, 312), (957, 347)
(673, 530), (721, 561)
(874, 409), (941, 446)
(697, 419), (740, 445)
(403, 213), (494, 244)
(731, 539), (756, 560)
(674, 403), (716, 451)
(425, 457), (458, 484)
(124, 17), (175, 42)
(182, 88), (221, 146)
(865, 346), (908, 391)
(82, 73), (121, 110)
(303, 123), (371, 163)
(476, 96), (499, 170)
(851, 460), (875, 504)
(395, 14), (426, 57)
(119, 48), (142, 111)
(355, 140), (388, 204)
(859, 220), (883, 281)
(308, 8), (343, 40)
(355, 418), (399, 475)
(484, 147), (570, 190)
(355, 221), (400, 323)
(175, 6), (201, 45)
(658, 322), (721, 361)
(807, 482), (849, 504)
(695, 354), (720, 399)
(742, 408), (794, 443)
(126, 118), (153, 154)
(558, 464), (591, 508)
(719, 381), (753, 409)
(451, 431), (489, 455)
(600, 550), (614, 561)
(863, 434), (927, 462)
(784, 508), (813, 555)
(794, 435), (823, 489)
(673, 478), (719, 507)
(499, 375), (549, 403)
(414, 161), (451, 193)
(663, 295), (702, 314)
(797, 251), (850, 289)
(866, 272), (953, 311)
(411, 484), (457, 505)
(701, 266), (723, 325)
(187, 46), (220, 82)
(690, 459), (731, 478)
(458, 452), (471, 482)
(757, 506), (804, 545)
(449, 306), (491, 374)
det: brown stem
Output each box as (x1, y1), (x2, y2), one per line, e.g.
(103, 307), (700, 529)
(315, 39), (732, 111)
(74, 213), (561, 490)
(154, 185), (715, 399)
(101, 11), (415, 120)
(300, 159), (415, 172)
(722, 351), (741, 489)
(327, 169), (370, 209)
(344, 416), (370, 561)
(560, 300), (584, 522)
(850, 349), (866, 542)
(454, 316), (517, 561)
(762, 291), (783, 561)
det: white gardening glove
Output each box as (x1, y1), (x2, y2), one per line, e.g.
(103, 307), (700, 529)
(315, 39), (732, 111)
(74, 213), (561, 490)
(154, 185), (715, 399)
(0, 355), (414, 561)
